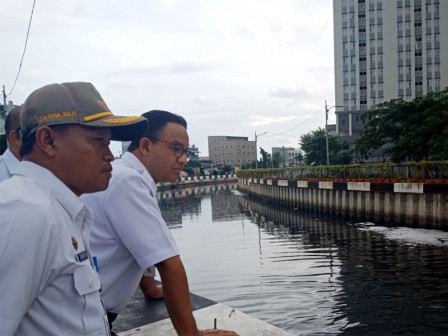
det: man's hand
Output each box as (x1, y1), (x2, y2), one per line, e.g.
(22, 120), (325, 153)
(139, 276), (164, 299)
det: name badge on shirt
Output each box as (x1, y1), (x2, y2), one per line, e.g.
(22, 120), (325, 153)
(75, 250), (88, 263)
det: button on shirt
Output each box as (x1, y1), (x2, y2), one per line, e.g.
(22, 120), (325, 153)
(0, 161), (109, 336)
(0, 148), (20, 182)
(82, 152), (179, 314)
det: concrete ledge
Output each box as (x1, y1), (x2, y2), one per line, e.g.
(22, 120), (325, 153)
(118, 303), (294, 336)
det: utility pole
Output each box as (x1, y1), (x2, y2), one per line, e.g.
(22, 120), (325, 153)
(255, 131), (268, 169)
(324, 101), (344, 165)
(282, 145), (286, 167)
(1, 86), (7, 118)
(325, 100), (330, 166)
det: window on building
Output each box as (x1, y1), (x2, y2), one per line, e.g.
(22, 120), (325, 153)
(427, 79), (432, 87)
(426, 20), (431, 28)
(398, 66), (404, 74)
(377, 39), (383, 47)
(434, 34), (439, 42)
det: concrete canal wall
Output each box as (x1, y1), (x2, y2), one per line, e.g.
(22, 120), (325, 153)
(157, 174), (238, 190)
(238, 178), (448, 230)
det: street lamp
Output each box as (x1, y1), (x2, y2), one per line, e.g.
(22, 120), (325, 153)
(255, 131), (268, 169)
(325, 101), (344, 165)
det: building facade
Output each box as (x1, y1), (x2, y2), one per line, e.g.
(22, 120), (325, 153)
(333, 0), (448, 159)
(272, 147), (303, 167)
(0, 101), (18, 134)
(208, 136), (256, 167)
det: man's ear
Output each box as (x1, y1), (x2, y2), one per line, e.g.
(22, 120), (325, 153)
(34, 126), (58, 157)
(8, 130), (21, 147)
(139, 137), (152, 155)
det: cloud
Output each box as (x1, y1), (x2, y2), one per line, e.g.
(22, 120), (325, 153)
(249, 115), (296, 127)
(193, 97), (217, 106)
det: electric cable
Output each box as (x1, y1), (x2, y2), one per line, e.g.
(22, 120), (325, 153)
(7, 0), (37, 97)
(264, 106), (325, 138)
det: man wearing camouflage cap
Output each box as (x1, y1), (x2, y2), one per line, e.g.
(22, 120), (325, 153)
(0, 82), (147, 335)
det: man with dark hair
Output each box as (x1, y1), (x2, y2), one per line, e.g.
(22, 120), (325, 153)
(82, 110), (238, 336)
(0, 82), (147, 335)
(0, 105), (22, 181)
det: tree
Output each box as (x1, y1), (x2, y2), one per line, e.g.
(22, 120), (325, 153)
(258, 147), (271, 168)
(222, 164), (233, 173)
(299, 128), (351, 165)
(272, 152), (283, 168)
(354, 88), (448, 162)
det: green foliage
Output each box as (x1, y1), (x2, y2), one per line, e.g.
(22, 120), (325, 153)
(183, 167), (195, 176)
(258, 147), (272, 168)
(185, 159), (201, 168)
(222, 164), (233, 173)
(299, 127), (352, 165)
(272, 152), (283, 168)
(0, 134), (6, 155)
(236, 160), (448, 181)
(355, 88), (448, 162)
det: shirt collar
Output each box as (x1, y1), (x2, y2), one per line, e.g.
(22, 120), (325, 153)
(15, 161), (86, 220)
(120, 151), (157, 190)
(3, 148), (20, 173)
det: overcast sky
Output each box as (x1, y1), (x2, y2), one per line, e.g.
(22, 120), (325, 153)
(1, 0), (335, 157)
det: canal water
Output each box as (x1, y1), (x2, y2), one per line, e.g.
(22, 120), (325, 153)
(157, 183), (448, 335)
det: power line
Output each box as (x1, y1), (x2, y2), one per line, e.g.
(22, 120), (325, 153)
(264, 106), (325, 138)
(7, 0), (37, 97)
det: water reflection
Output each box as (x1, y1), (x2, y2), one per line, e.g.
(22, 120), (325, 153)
(158, 183), (448, 335)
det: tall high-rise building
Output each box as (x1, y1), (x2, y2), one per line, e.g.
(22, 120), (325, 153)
(333, 0), (448, 160)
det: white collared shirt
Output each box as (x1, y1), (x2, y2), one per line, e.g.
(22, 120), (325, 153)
(0, 148), (20, 182)
(0, 161), (109, 336)
(82, 152), (179, 314)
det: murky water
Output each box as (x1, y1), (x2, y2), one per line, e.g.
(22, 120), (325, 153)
(157, 183), (448, 335)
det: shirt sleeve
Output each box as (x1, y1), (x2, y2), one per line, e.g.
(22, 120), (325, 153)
(103, 170), (179, 270)
(0, 199), (58, 334)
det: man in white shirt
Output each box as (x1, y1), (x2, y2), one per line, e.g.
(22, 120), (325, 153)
(0, 82), (147, 336)
(82, 110), (238, 336)
(0, 105), (22, 181)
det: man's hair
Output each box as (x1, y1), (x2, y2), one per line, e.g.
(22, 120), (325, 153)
(127, 110), (187, 152)
(5, 106), (21, 135)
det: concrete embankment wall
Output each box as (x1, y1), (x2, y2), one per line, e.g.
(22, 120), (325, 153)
(238, 178), (448, 230)
(158, 174), (238, 190)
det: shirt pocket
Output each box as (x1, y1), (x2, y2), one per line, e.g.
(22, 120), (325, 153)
(73, 264), (106, 333)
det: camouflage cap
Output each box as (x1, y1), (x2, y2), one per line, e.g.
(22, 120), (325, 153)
(20, 82), (147, 141)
